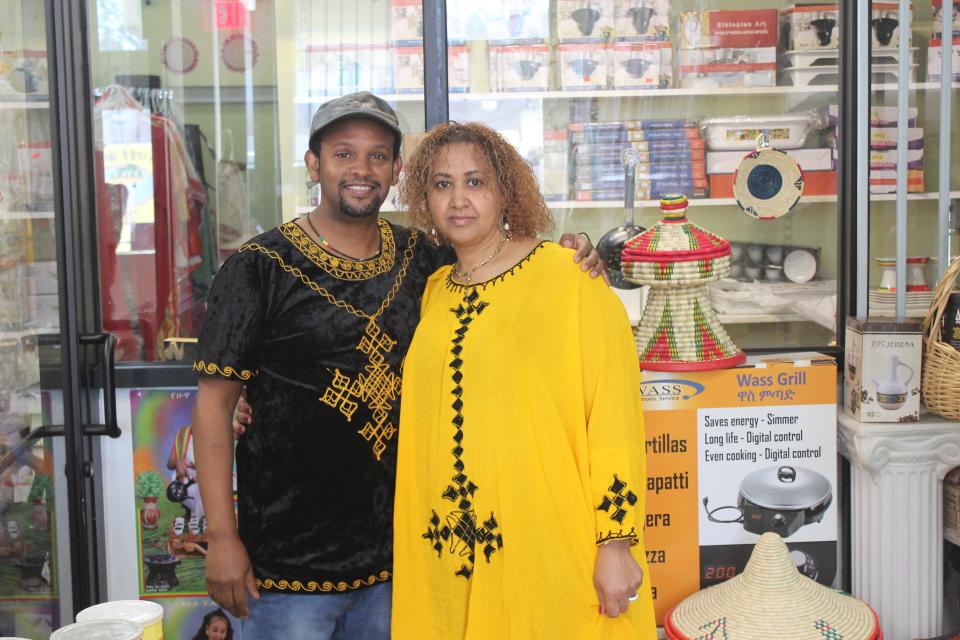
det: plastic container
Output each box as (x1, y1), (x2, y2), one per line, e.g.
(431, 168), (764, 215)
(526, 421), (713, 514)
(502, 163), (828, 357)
(699, 113), (821, 151)
(51, 620), (143, 640)
(77, 601), (162, 640)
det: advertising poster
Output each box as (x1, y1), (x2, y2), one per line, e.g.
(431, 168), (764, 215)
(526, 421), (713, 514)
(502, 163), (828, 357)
(0, 389), (58, 618)
(131, 389), (213, 597)
(145, 596), (243, 639)
(640, 355), (838, 624)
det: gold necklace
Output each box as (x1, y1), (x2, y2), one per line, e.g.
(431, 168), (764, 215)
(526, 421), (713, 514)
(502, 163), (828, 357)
(453, 236), (510, 283)
(305, 212), (380, 262)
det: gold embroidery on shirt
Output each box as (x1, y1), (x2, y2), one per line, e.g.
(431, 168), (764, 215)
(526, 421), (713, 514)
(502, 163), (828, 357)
(280, 218), (396, 281)
(241, 229), (417, 460)
(193, 360), (257, 380)
(320, 320), (401, 460)
(257, 571), (391, 593)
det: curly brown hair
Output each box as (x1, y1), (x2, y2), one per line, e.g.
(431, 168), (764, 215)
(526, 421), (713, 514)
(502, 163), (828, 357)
(398, 122), (554, 241)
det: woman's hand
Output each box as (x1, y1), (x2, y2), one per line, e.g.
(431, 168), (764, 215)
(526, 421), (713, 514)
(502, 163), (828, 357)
(233, 391), (252, 439)
(594, 539), (644, 618)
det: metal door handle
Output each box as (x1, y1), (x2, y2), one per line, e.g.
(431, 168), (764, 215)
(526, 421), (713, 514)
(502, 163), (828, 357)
(79, 332), (119, 438)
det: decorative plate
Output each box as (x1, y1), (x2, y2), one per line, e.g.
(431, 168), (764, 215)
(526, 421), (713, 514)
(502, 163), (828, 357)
(221, 33), (258, 73)
(733, 144), (805, 221)
(161, 37), (199, 75)
(783, 249), (817, 283)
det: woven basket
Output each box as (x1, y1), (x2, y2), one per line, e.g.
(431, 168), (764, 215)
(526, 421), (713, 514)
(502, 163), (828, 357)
(921, 256), (960, 420)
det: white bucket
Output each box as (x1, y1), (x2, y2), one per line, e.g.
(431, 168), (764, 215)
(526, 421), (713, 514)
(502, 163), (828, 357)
(76, 600), (163, 640)
(50, 620), (143, 640)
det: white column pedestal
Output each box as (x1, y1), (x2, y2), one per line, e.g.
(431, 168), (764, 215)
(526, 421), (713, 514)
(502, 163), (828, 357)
(838, 412), (960, 640)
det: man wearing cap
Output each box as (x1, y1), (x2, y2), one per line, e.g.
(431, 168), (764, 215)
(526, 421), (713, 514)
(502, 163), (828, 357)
(191, 92), (601, 639)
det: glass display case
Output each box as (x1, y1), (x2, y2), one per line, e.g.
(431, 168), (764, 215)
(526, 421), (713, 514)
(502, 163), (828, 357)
(437, 0), (851, 351)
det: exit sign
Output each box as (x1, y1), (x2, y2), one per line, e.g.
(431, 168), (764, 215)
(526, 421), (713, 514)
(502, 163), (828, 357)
(214, 0), (248, 30)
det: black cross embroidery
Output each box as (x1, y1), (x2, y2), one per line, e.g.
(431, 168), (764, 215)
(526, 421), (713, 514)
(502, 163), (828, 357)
(596, 474), (637, 524)
(423, 289), (503, 578)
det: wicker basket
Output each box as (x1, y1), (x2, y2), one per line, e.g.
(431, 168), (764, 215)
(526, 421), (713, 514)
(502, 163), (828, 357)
(921, 256), (960, 420)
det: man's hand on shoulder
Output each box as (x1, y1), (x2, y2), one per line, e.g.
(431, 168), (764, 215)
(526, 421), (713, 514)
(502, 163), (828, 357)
(559, 232), (609, 284)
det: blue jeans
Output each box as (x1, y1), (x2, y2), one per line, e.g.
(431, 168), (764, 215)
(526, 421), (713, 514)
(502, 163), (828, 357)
(241, 582), (391, 639)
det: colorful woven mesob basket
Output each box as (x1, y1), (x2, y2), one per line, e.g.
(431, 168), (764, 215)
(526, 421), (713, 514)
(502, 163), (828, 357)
(665, 533), (883, 640)
(621, 195), (745, 370)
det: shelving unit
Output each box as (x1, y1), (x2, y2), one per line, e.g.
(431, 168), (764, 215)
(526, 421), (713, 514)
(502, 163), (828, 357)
(0, 210), (55, 221)
(291, 82), (960, 105)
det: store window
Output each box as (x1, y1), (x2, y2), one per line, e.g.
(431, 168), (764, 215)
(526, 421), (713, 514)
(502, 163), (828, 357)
(86, 0), (425, 362)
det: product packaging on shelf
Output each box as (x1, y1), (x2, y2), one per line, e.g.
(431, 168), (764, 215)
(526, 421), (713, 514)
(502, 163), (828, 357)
(827, 103), (917, 127)
(559, 43), (610, 90)
(700, 113), (822, 151)
(15, 142), (53, 209)
(870, 3), (911, 48)
(678, 9), (778, 49)
(304, 45), (393, 95)
(0, 49), (48, 96)
(613, 0), (670, 41)
(611, 41), (672, 89)
(869, 169), (925, 194)
(707, 148), (833, 175)
(446, 0), (549, 44)
(928, 36), (960, 82)
(542, 130), (568, 200)
(448, 46), (470, 92)
(869, 127), (924, 150)
(389, 0), (423, 45)
(492, 44), (551, 92)
(844, 317), (922, 423)
(780, 4), (839, 50)
(678, 47), (776, 89)
(710, 171), (836, 199)
(933, 0), (960, 39)
(557, 0), (615, 42)
(393, 46), (425, 93)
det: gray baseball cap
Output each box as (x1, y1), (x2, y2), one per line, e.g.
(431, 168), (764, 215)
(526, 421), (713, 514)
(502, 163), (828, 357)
(308, 91), (402, 149)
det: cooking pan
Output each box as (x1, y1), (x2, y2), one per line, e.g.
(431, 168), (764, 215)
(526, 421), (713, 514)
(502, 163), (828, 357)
(702, 465), (832, 538)
(597, 148), (644, 289)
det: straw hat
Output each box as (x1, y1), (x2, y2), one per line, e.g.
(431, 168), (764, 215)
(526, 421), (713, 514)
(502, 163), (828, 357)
(665, 533), (881, 640)
(622, 195), (745, 371)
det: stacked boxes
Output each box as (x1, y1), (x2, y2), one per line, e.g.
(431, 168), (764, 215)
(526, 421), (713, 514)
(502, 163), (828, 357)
(706, 148), (835, 198)
(302, 45), (393, 96)
(779, 3), (915, 88)
(611, 42), (672, 89)
(828, 105), (925, 193)
(677, 9), (778, 89)
(557, 0), (615, 41)
(929, 3), (960, 82)
(614, 0), (670, 41)
(492, 44), (551, 92)
(568, 120), (707, 201)
(542, 130), (569, 200)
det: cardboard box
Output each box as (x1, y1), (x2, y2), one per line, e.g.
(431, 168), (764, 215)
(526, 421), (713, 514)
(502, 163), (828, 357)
(639, 354), (838, 623)
(493, 44), (551, 91)
(869, 169), (925, 194)
(542, 130), (569, 200)
(612, 41), (672, 89)
(933, 0), (960, 38)
(393, 46), (425, 93)
(869, 127), (924, 150)
(447, 0), (549, 43)
(390, 0), (423, 44)
(678, 9), (778, 49)
(827, 104), (917, 127)
(559, 43), (610, 90)
(677, 47), (776, 88)
(844, 318), (922, 423)
(870, 3), (911, 48)
(557, 0), (615, 42)
(614, 0), (670, 41)
(448, 46), (470, 92)
(709, 170), (837, 198)
(928, 37), (960, 81)
(707, 148), (834, 175)
(780, 4), (839, 51)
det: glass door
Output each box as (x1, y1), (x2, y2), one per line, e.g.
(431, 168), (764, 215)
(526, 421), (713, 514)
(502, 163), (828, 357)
(0, 0), (123, 633)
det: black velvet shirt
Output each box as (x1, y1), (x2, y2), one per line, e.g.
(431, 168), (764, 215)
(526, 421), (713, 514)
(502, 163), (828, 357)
(194, 218), (450, 593)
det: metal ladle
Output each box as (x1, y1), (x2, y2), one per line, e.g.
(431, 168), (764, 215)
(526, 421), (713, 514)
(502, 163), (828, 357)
(596, 148), (645, 289)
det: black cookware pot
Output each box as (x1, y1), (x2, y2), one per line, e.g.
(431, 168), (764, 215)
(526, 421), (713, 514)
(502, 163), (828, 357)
(512, 60), (542, 80)
(622, 58), (652, 78)
(628, 5), (656, 34)
(872, 15), (899, 46)
(569, 58), (600, 80)
(702, 465), (832, 538)
(571, 7), (601, 36)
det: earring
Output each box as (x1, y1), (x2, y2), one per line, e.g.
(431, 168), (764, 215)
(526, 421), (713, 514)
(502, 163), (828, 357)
(499, 215), (513, 241)
(430, 225), (440, 247)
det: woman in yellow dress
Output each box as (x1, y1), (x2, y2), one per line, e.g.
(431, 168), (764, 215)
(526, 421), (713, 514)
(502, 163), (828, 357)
(392, 122), (656, 640)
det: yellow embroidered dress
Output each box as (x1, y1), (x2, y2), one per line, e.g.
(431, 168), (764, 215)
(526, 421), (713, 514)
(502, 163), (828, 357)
(393, 243), (656, 639)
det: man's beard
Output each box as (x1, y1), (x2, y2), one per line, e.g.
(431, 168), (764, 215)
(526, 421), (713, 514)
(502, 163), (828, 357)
(337, 182), (385, 218)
